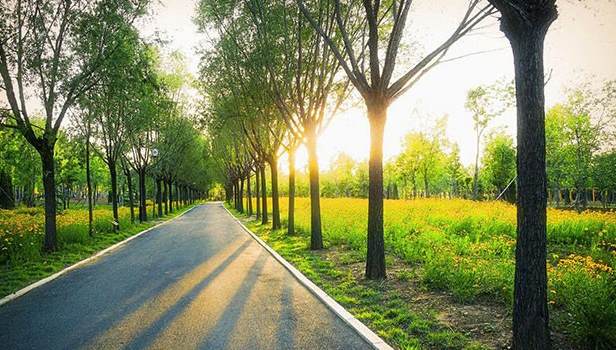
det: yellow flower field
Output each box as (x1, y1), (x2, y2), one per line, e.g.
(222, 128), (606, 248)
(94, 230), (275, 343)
(0, 206), (133, 262)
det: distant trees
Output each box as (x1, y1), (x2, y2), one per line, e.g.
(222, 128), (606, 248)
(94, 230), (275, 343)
(544, 82), (616, 211)
(465, 81), (513, 199)
(482, 132), (516, 202)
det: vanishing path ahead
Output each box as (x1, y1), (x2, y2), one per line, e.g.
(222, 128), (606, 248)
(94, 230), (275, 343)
(0, 203), (372, 350)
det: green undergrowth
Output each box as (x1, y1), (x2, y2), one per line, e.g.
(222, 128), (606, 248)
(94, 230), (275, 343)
(229, 208), (487, 350)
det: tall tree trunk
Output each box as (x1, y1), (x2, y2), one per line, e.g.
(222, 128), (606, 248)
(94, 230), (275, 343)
(138, 168), (147, 222)
(109, 160), (120, 232)
(0, 168), (15, 209)
(247, 173), (253, 216)
(163, 178), (168, 215)
(125, 168), (135, 223)
(306, 127), (323, 249)
(255, 167), (261, 220)
(174, 183), (179, 208)
(261, 166), (268, 224)
(167, 179), (173, 213)
(239, 177), (245, 213)
(85, 133), (93, 236)
(366, 103), (387, 280)
(490, 2), (557, 348)
(157, 178), (163, 218)
(40, 147), (57, 252)
(288, 147), (296, 235)
(269, 157), (281, 230)
(233, 181), (238, 211)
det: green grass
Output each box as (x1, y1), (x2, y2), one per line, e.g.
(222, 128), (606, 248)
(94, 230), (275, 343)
(230, 197), (616, 349)
(0, 205), (195, 299)
(228, 206), (488, 350)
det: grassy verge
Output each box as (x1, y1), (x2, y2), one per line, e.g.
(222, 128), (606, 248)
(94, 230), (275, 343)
(228, 197), (616, 349)
(0, 205), (195, 299)
(228, 207), (491, 350)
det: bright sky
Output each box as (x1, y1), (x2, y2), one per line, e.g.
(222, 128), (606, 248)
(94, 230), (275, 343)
(138, 0), (616, 172)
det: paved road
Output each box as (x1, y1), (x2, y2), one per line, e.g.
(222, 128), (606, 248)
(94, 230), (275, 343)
(0, 203), (372, 350)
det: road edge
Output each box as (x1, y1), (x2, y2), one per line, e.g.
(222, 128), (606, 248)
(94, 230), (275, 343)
(223, 205), (393, 350)
(0, 205), (199, 307)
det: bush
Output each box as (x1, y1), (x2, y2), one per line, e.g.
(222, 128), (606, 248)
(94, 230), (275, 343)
(550, 255), (616, 349)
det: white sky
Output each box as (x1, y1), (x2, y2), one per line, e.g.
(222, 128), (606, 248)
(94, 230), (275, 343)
(137, 0), (616, 172)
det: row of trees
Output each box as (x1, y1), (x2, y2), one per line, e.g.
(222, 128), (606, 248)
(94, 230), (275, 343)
(0, 1), (212, 250)
(198, 0), (561, 347)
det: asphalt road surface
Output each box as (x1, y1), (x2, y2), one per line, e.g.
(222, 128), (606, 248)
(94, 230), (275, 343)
(0, 203), (373, 350)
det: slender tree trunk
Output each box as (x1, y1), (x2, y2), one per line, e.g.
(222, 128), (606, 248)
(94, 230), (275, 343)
(239, 177), (245, 213)
(175, 183), (179, 208)
(167, 180), (173, 213)
(255, 167), (261, 220)
(40, 147), (57, 252)
(366, 103), (387, 279)
(23, 179), (34, 207)
(473, 133), (481, 200)
(0, 168), (15, 209)
(288, 147), (296, 235)
(269, 157), (281, 230)
(306, 127), (323, 249)
(233, 181), (238, 211)
(109, 160), (120, 232)
(261, 166), (268, 224)
(491, 2), (557, 347)
(157, 178), (163, 218)
(125, 169), (135, 223)
(423, 168), (429, 198)
(85, 133), (93, 236)
(138, 168), (147, 222)
(247, 173), (253, 216)
(163, 179), (168, 215)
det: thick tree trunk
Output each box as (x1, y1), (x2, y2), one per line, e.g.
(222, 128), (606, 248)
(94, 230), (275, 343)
(0, 168), (15, 209)
(85, 136), (93, 236)
(287, 147), (296, 235)
(40, 147), (57, 252)
(511, 31), (550, 350)
(255, 167), (261, 220)
(138, 169), (147, 222)
(269, 157), (281, 230)
(261, 166), (268, 224)
(491, 2), (557, 347)
(306, 127), (323, 249)
(109, 160), (120, 232)
(366, 103), (387, 279)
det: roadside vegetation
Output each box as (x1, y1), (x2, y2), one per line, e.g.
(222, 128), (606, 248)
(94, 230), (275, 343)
(230, 198), (616, 349)
(0, 204), (195, 298)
